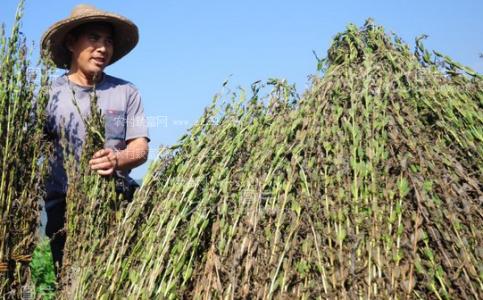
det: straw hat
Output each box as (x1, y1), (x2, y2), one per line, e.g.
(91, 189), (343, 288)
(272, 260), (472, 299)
(41, 4), (139, 69)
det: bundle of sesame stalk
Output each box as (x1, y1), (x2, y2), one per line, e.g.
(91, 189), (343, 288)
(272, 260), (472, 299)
(60, 21), (482, 299)
(58, 84), (126, 298)
(0, 1), (51, 298)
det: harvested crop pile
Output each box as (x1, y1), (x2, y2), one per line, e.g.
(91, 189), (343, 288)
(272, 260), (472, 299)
(0, 1), (51, 298)
(59, 86), (126, 298)
(61, 22), (482, 299)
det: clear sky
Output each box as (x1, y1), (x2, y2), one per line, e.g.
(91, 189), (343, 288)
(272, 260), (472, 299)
(1, 0), (482, 179)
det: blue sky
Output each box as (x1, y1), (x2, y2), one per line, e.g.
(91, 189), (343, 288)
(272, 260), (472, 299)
(1, 0), (482, 179)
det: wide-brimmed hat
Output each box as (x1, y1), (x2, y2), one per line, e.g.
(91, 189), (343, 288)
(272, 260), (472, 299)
(41, 4), (138, 69)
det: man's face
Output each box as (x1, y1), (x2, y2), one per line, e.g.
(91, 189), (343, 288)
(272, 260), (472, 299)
(67, 23), (114, 76)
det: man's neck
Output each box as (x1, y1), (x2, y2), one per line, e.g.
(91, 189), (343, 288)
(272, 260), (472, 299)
(67, 70), (103, 87)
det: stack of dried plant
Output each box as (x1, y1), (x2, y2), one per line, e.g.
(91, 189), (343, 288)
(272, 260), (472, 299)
(0, 1), (51, 298)
(58, 21), (482, 299)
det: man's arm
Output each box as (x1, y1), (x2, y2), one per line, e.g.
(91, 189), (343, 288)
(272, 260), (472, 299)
(89, 137), (149, 176)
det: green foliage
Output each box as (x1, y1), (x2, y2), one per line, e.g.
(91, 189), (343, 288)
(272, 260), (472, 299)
(30, 239), (56, 300)
(55, 21), (482, 299)
(1, 1), (480, 298)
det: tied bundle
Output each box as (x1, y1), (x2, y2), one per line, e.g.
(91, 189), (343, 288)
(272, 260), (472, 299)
(0, 0), (51, 298)
(58, 81), (127, 298)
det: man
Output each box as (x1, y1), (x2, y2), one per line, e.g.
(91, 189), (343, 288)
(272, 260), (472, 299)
(41, 4), (149, 275)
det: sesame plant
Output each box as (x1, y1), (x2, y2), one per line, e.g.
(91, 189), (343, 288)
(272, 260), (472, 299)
(57, 21), (482, 299)
(0, 0), (51, 298)
(58, 82), (126, 299)
(1, 2), (481, 299)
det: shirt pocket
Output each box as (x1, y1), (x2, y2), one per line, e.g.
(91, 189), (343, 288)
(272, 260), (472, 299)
(104, 110), (126, 140)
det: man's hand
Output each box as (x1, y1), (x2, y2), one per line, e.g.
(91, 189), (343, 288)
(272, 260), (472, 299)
(89, 148), (118, 176)
(89, 138), (148, 176)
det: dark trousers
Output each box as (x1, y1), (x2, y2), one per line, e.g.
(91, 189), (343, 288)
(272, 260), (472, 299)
(45, 199), (66, 278)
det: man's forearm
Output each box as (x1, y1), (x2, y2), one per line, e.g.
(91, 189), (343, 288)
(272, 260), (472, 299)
(116, 137), (149, 171)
